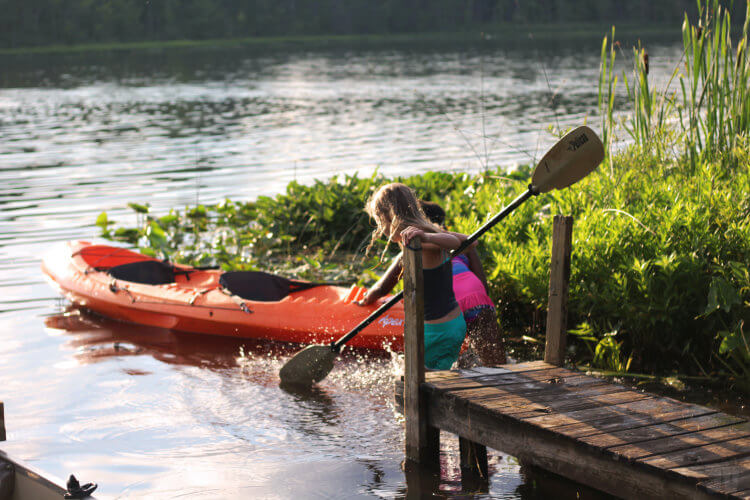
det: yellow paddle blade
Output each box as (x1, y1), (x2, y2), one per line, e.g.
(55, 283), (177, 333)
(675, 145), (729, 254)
(531, 126), (605, 193)
(279, 345), (336, 386)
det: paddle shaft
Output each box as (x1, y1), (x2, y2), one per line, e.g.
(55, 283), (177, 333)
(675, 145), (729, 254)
(453, 186), (536, 256)
(332, 290), (404, 350)
(330, 186), (536, 352)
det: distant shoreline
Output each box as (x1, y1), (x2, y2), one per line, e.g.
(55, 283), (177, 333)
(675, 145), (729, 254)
(0, 23), (683, 56)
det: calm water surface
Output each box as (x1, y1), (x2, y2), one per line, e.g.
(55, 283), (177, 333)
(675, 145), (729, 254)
(0, 36), (684, 498)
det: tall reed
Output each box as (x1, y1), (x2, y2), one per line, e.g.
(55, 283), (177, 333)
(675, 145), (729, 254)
(599, 0), (750, 167)
(598, 26), (617, 172)
(680, 0), (750, 168)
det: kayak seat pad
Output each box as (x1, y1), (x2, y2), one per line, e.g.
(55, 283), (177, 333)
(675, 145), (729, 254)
(220, 271), (319, 302)
(108, 260), (176, 285)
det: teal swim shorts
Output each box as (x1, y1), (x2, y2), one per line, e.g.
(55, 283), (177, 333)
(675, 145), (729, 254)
(424, 314), (467, 370)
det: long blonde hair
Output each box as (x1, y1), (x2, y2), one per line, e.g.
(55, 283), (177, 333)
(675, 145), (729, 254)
(365, 183), (442, 255)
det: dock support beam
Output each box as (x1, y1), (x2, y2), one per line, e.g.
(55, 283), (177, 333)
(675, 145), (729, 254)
(403, 237), (439, 468)
(544, 215), (573, 366)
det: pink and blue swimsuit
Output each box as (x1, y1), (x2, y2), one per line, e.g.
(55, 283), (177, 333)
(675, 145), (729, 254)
(451, 254), (495, 323)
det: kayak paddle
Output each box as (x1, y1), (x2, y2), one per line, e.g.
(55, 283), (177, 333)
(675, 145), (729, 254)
(279, 125), (604, 386)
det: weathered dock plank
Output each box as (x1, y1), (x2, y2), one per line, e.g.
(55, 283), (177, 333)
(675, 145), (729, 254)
(581, 413), (747, 450)
(609, 423), (750, 461)
(674, 456), (750, 494)
(641, 436), (750, 469)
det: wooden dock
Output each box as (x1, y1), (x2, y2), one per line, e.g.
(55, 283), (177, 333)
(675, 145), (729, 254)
(400, 216), (750, 499)
(421, 361), (750, 498)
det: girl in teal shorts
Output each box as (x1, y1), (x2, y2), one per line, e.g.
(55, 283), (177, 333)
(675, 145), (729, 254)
(360, 183), (472, 370)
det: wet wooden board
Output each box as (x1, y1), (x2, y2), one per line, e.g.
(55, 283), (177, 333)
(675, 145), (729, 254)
(439, 376), (616, 401)
(425, 360), (553, 382)
(640, 436), (750, 469)
(448, 380), (625, 408)
(559, 408), (720, 441)
(481, 387), (655, 420)
(421, 362), (750, 499)
(522, 396), (716, 434)
(677, 456), (750, 496)
(607, 422), (750, 461)
(439, 385), (648, 421)
(580, 413), (747, 450)
(702, 475), (750, 496)
(426, 366), (583, 392)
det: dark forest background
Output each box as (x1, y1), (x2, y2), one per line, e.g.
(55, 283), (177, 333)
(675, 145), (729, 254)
(2, 0), (746, 49)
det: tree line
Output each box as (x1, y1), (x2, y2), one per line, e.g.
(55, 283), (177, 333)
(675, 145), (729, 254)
(0, 0), (743, 49)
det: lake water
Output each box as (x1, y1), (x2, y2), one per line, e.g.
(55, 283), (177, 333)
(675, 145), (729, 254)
(0, 33), (683, 498)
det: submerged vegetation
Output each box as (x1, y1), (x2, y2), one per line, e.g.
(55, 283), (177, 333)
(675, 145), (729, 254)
(99, 1), (749, 390)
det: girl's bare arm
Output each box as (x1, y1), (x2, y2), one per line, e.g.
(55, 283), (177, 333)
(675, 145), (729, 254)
(444, 230), (478, 253)
(447, 231), (488, 289)
(467, 247), (490, 292)
(401, 226), (463, 250)
(356, 253), (403, 306)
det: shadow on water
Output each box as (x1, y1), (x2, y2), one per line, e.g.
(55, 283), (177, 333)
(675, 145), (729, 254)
(516, 464), (618, 500)
(394, 451), (616, 499)
(279, 381), (339, 426)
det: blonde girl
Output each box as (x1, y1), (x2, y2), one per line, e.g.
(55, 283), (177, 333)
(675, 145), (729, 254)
(361, 182), (469, 370)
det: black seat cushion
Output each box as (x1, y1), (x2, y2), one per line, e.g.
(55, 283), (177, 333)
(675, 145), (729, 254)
(219, 271), (318, 302)
(107, 260), (176, 285)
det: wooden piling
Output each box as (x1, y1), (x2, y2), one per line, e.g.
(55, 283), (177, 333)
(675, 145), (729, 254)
(403, 237), (439, 468)
(544, 215), (573, 366)
(0, 401), (5, 441)
(459, 436), (489, 489)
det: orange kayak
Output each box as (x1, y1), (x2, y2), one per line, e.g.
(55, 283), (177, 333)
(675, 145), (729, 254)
(41, 241), (405, 351)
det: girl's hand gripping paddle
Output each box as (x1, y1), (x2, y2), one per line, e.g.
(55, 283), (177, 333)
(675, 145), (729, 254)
(279, 126), (604, 386)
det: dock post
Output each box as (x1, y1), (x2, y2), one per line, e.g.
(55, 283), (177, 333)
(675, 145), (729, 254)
(459, 437), (489, 490)
(0, 401), (5, 441)
(544, 215), (573, 366)
(403, 237), (439, 469)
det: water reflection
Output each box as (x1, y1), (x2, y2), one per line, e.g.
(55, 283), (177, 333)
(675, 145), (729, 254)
(279, 382), (340, 427)
(45, 307), (270, 370)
